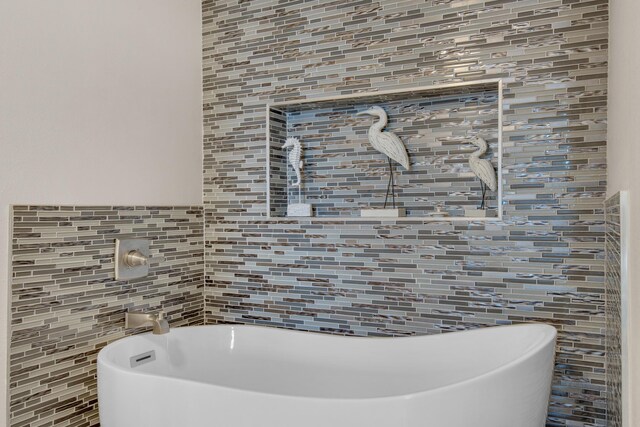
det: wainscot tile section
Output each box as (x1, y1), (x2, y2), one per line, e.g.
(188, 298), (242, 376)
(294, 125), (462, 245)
(203, 1), (608, 426)
(605, 193), (622, 427)
(10, 206), (204, 427)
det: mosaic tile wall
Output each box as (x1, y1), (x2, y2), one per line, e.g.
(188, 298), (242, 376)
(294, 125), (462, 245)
(203, 1), (608, 426)
(270, 88), (500, 217)
(605, 193), (622, 427)
(9, 206), (204, 427)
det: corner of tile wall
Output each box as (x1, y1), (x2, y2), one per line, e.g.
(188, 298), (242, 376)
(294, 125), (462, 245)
(605, 192), (625, 427)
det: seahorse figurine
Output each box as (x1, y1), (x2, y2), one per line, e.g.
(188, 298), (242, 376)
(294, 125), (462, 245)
(283, 137), (303, 187)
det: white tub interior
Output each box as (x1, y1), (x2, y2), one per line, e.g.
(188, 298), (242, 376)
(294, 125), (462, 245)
(100, 324), (555, 399)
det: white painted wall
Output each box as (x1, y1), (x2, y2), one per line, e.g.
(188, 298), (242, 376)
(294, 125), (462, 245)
(0, 0), (203, 422)
(609, 1), (640, 425)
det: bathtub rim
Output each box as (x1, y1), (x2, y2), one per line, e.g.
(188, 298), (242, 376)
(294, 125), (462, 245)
(97, 322), (557, 402)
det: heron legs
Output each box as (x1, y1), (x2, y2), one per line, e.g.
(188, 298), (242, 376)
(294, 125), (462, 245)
(383, 173), (392, 208)
(479, 182), (487, 209)
(384, 158), (397, 209)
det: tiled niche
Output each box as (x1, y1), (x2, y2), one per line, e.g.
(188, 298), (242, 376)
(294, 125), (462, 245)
(267, 80), (503, 219)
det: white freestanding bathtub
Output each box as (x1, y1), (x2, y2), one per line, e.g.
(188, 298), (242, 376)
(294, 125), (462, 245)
(97, 324), (556, 427)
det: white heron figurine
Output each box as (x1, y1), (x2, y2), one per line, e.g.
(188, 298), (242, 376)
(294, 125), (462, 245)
(468, 136), (497, 210)
(356, 106), (410, 209)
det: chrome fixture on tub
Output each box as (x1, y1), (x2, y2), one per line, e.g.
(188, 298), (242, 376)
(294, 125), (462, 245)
(125, 311), (170, 335)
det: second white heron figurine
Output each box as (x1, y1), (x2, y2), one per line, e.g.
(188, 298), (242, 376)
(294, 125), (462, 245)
(468, 136), (497, 210)
(357, 106), (410, 211)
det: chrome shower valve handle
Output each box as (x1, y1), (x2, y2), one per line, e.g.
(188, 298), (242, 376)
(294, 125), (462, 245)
(123, 250), (148, 268)
(115, 238), (151, 280)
